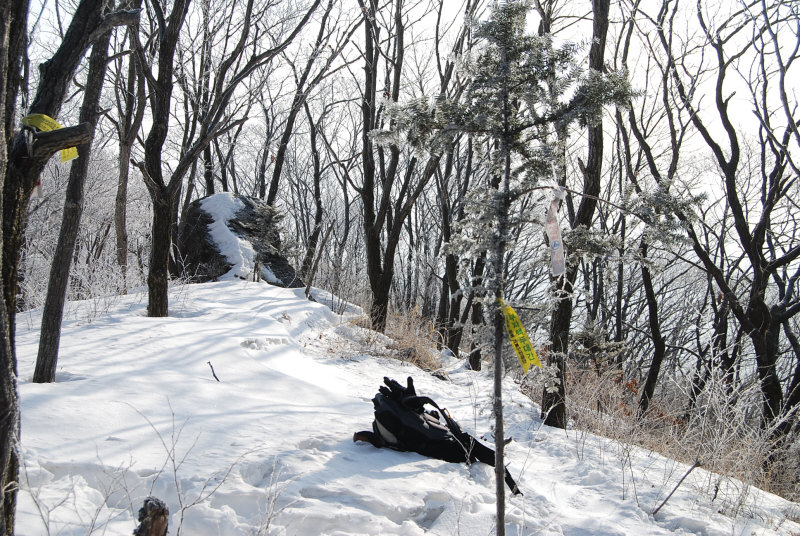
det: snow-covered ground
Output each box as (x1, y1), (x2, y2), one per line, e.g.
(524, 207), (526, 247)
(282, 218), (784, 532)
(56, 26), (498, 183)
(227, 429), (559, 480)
(13, 280), (800, 535)
(12, 194), (800, 534)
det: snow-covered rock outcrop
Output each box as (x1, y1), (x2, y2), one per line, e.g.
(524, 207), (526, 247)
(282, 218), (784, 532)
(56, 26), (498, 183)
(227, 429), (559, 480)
(176, 192), (303, 287)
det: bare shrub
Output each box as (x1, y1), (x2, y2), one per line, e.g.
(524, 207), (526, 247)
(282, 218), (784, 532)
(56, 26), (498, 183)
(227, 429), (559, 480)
(384, 306), (444, 372)
(340, 305), (445, 371)
(562, 359), (800, 504)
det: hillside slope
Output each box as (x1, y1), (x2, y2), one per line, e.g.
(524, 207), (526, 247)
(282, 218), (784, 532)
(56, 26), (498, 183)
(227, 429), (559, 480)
(13, 280), (799, 535)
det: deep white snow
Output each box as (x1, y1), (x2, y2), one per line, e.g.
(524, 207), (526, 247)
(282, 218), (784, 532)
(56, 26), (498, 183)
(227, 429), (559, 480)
(12, 193), (800, 535)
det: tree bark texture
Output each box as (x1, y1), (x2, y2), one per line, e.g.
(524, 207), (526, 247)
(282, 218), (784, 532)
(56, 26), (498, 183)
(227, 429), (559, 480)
(34, 31), (111, 383)
(467, 258), (487, 371)
(2, 0), (25, 141)
(358, 0), (388, 332)
(542, 273), (573, 429)
(436, 146), (469, 356)
(358, 0), (428, 332)
(146, 194), (177, 317)
(0, 1), (22, 531)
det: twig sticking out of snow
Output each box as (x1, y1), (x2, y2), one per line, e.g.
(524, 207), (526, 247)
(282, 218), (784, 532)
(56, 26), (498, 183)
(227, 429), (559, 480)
(207, 361), (220, 382)
(652, 458), (703, 516)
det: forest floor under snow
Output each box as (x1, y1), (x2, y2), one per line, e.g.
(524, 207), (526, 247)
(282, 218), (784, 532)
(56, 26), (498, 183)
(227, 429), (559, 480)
(13, 280), (800, 535)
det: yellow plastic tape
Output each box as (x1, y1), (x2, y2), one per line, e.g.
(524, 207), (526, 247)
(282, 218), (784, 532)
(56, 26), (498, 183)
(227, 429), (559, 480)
(500, 299), (541, 374)
(21, 114), (79, 162)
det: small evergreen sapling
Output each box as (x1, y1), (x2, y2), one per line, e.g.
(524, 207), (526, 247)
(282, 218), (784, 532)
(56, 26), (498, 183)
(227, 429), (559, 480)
(372, 1), (629, 532)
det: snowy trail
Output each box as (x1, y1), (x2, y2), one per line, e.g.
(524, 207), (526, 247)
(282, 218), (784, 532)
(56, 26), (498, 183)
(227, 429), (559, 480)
(14, 281), (799, 535)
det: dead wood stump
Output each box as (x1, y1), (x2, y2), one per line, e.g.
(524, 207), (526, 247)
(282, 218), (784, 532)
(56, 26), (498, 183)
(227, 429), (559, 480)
(133, 496), (169, 536)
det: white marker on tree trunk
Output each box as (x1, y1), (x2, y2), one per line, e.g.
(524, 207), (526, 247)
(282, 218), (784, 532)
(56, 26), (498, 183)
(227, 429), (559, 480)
(545, 187), (567, 276)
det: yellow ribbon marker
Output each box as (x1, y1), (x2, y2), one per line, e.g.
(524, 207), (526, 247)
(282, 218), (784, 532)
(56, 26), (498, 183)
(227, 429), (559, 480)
(21, 114), (79, 162)
(500, 299), (542, 374)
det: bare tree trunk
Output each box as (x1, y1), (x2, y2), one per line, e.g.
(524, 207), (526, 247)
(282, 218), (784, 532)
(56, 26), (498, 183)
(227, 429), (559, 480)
(1, 5), (135, 530)
(637, 242), (666, 416)
(542, 272), (573, 428)
(299, 101), (324, 280)
(357, 0), (447, 332)
(115, 141), (133, 284)
(203, 144), (214, 195)
(358, 0), (390, 332)
(34, 30), (111, 383)
(467, 255), (487, 371)
(492, 89), (513, 536)
(146, 194), (176, 317)
(254, 106), (275, 200)
(437, 143), (469, 355)
(0, 2), (22, 531)
(542, 0), (610, 429)
(136, 0), (190, 317)
(782, 322), (800, 433)
(114, 5), (145, 292)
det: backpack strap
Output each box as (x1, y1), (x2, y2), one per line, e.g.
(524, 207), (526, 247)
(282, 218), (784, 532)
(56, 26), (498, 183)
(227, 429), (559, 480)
(401, 395), (522, 496)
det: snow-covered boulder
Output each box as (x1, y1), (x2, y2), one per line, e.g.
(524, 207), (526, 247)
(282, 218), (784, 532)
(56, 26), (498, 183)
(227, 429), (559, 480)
(176, 193), (304, 287)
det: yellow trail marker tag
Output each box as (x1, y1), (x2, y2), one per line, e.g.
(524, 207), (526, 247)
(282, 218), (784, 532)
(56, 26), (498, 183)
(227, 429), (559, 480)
(21, 114), (79, 162)
(500, 299), (541, 374)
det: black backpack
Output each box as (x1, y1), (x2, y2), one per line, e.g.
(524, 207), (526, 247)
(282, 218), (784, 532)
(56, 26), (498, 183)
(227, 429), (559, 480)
(354, 376), (522, 495)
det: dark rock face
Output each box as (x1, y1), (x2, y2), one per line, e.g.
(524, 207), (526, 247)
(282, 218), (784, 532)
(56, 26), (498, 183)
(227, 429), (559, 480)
(176, 194), (304, 288)
(175, 203), (230, 282)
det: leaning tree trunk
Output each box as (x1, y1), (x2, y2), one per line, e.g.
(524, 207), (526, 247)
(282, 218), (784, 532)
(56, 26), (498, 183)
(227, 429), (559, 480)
(34, 31), (111, 383)
(637, 242), (666, 417)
